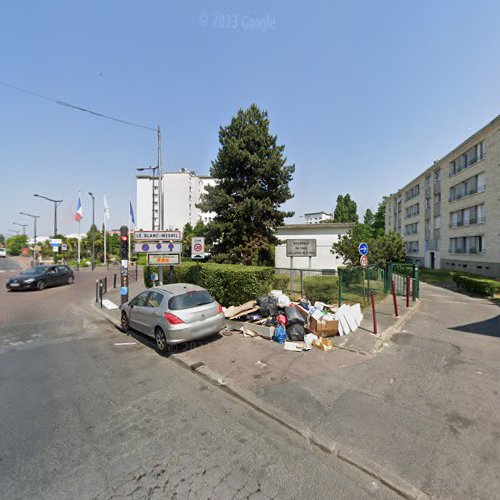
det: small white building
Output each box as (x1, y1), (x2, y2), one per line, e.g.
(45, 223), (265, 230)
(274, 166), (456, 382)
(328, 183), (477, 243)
(303, 211), (332, 224)
(275, 223), (355, 270)
(136, 169), (216, 231)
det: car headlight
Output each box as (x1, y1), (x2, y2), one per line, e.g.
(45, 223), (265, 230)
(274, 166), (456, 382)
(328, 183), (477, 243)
(24, 279), (35, 284)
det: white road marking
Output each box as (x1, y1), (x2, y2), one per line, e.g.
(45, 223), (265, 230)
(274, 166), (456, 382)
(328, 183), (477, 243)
(102, 299), (118, 309)
(114, 342), (137, 346)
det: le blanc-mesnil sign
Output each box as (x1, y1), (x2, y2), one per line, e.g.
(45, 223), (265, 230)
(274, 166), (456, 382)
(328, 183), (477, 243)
(286, 239), (317, 257)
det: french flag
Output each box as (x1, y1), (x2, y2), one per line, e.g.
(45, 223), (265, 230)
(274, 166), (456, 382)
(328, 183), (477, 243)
(75, 193), (83, 222)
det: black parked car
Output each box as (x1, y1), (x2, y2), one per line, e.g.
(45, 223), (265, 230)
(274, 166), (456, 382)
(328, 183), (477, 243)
(6, 265), (75, 291)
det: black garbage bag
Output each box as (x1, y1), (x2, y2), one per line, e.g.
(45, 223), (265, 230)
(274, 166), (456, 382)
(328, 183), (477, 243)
(258, 295), (278, 317)
(286, 323), (305, 341)
(285, 305), (305, 325)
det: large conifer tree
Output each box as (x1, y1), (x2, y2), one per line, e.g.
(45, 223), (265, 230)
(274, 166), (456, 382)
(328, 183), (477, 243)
(198, 104), (295, 265)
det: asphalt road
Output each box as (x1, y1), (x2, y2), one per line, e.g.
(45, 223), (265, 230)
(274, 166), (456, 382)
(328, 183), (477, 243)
(0, 259), (398, 499)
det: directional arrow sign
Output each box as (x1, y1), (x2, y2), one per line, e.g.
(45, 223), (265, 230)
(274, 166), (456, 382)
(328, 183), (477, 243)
(358, 242), (369, 256)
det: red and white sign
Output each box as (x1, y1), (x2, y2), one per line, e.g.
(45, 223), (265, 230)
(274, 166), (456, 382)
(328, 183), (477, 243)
(191, 237), (205, 259)
(360, 255), (369, 268)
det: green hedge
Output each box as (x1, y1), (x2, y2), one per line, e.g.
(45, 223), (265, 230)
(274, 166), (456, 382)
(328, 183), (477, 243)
(144, 263), (274, 306)
(271, 273), (290, 291)
(303, 276), (339, 304)
(452, 274), (500, 297)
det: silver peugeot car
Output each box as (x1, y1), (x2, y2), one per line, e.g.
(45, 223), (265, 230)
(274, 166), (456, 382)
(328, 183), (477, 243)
(119, 283), (225, 353)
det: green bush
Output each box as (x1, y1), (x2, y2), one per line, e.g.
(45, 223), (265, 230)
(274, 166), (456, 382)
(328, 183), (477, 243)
(272, 273), (290, 291)
(144, 263), (275, 306)
(303, 275), (339, 304)
(452, 275), (500, 297)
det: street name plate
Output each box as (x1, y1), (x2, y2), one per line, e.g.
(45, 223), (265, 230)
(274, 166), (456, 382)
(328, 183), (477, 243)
(134, 231), (182, 241)
(135, 242), (182, 253)
(286, 239), (317, 257)
(147, 253), (181, 266)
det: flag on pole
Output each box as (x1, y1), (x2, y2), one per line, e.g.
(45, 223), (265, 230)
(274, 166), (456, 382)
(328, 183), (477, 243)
(104, 194), (110, 220)
(129, 199), (136, 225)
(75, 193), (83, 222)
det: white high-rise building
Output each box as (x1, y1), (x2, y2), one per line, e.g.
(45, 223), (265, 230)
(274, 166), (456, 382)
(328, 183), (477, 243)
(136, 169), (216, 231)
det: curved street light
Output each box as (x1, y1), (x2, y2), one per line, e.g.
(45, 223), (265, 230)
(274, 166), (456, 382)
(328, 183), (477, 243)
(33, 194), (63, 237)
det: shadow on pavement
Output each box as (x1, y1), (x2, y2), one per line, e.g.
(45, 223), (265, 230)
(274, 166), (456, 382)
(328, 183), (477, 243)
(449, 314), (500, 338)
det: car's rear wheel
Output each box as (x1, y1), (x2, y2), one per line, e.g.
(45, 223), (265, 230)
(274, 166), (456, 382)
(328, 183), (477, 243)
(155, 327), (168, 354)
(37, 280), (46, 291)
(121, 312), (130, 333)
(66, 275), (75, 284)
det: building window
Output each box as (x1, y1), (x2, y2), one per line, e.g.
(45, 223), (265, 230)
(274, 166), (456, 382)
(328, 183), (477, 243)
(449, 173), (485, 202)
(425, 176), (431, 188)
(434, 169), (441, 184)
(405, 203), (420, 218)
(404, 184), (420, 201)
(449, 141), (485, 176)
(404, 222), (419, 235)
(449, 236), (484, 254)
(406, 241), (419, 253)
(449, 204), (485, 228)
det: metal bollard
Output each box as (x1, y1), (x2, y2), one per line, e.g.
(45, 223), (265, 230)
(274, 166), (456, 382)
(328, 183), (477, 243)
(113, 273), (117, 289)
(391, 279), (399, 317)
(95, 280), (99, 303)
(406, 276), (410, 308)
(99, 280), (103, 308)
(370, 290), (378, 335)
(104, 276), (108, 294)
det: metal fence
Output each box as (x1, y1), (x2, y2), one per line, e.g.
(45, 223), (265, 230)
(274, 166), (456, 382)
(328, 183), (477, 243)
(274, 268), (337, 298)
(338, 265), (386, 306)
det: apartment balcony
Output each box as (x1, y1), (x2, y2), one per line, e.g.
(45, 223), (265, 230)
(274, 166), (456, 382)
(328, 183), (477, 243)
(425, 229), (431, 240)
(425, 207), (431, 219)
(434, 203), (441, 216)
(448, 217), (486, 228)
(425, 187), (431, 198)
(434, 182), (441, 194)
(449, 184), (486, 202)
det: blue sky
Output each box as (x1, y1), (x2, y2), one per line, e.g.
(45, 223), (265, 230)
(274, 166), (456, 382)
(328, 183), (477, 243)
(1, 0), (500, 237)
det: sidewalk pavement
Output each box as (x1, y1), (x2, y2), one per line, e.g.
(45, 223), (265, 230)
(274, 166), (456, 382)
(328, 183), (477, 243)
(93, 275), (423, 498)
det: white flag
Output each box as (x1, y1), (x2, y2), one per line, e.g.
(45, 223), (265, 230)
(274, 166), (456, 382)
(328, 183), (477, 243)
(103, 194), (110, 220)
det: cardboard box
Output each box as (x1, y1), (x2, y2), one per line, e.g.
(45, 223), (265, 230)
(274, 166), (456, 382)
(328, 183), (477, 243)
(309, 316), (339, 337)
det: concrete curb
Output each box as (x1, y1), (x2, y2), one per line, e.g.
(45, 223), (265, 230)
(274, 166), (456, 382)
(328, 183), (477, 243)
(374, 299), (422, 352)
(90, 294), (428, 499)
(170, 350), (429, 500)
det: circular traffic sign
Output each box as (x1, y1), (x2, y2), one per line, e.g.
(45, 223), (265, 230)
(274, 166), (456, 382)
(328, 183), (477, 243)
(141, 243), (150, 252)
(168, 242), (174, 251)
(156, 243), (162, 250)
(359, 242), (368, 256)
(360, 255), (369, 268)
(193, 243), (202, 252)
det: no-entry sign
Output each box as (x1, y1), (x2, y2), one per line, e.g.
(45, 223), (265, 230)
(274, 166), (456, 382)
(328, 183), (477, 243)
(191, 237), (205, 259)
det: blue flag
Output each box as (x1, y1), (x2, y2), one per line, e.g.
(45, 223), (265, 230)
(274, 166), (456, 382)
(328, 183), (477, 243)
(129, 200), (136, 225)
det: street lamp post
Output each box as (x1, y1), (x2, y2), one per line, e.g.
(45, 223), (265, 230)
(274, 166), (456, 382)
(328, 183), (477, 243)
(13, 222), (28, 236)
(20, 212), (40, 265)
(136, 166), (160, 230)
(34, 194), (63, 262)
(88, 192), (96, 270)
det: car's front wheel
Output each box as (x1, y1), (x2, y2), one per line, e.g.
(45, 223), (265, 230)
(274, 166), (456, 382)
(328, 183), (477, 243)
(36, 280), (46, 291)
(66, 275), (75, 285)
(155, 327), (168, 354)
(121, 312), (130, 334)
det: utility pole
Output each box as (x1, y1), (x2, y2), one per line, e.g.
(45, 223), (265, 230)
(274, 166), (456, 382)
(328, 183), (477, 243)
(157, 125), (163, 231)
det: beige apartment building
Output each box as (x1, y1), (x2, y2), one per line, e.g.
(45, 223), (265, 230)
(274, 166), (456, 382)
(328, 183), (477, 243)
(385, 115), (500, 278)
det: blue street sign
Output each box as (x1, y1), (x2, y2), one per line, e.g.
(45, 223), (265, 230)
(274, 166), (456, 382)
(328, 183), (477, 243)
(359, 242), (368, 256)
(120, 286), (128, 296)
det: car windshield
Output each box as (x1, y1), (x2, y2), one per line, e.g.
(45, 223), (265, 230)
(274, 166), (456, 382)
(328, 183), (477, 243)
(21, 266), (49, 276)
(168, 290), (214, 311)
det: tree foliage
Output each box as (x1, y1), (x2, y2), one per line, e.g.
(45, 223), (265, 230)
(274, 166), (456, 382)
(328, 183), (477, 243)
(333, 194), (358, 223)
(363, 208), (374, 227)
(371, 196), (387, 237)
(331, 224), (405, 266)
(198, 104), (295, 265)
(6, 235), (28, 256)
